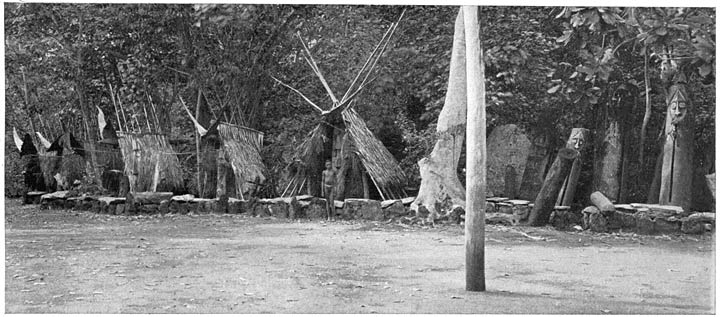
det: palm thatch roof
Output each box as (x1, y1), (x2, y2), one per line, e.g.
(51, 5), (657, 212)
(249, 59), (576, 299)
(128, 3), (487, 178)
(342, 108), (407, 198)
(276, 11), (407, 199)
(39, 132), (87, 190)
(281, 125), (326, 197)
(218, 123), (267, 198)
(118, 132), (184, 193)
(283, 109), (407, 200)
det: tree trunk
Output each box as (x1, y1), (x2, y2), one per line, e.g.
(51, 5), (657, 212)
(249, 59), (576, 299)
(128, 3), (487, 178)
(593, 119), (622, 201)
(638, 47), (652, 165)
(463, 5), (486, 293)
(75, 9), (101, 186)
(526, 148), (579, 226)
(659, 83), (694, 212)
(556, 128), (589, 206)
(411, 9), (467, 219)
(647, 148), (664, 203)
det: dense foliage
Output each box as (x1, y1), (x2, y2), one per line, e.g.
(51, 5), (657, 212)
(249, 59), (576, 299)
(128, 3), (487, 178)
(5, 5), (715, 204)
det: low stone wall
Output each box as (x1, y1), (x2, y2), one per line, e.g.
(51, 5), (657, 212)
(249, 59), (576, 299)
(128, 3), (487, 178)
(582, 203), (715, 235)
(38, 192), (415, 220)
(34, 192), (714, 235)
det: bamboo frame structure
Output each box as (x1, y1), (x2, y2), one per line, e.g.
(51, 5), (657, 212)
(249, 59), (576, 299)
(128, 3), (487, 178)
(277, 12), (408, 200)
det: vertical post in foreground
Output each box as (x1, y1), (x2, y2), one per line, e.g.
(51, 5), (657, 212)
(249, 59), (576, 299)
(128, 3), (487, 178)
(463, 5), (486, 292)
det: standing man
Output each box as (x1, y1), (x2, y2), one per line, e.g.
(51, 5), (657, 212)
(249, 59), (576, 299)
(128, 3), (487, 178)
(321, 160), (336, 221)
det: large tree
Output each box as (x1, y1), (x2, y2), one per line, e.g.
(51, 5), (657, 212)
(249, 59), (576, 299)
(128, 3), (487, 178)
(410, 9), (467, 219)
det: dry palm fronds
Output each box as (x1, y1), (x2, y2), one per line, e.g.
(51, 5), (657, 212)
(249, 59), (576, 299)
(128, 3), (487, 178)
(118, 132), (183, 193)
(342, 108), (407, 199)
(218, 123), (267, 197)
(282, 124), (328, 197)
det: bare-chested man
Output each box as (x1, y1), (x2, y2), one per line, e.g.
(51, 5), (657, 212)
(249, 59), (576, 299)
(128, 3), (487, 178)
(321, 160), (336, 220)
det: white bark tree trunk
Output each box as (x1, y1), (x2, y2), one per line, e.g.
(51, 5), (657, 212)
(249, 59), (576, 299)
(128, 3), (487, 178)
(411, 8), (467, 220)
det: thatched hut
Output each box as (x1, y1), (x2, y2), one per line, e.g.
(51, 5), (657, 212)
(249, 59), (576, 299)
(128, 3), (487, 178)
(18, 133), (46, 192)
(40, 132), (86, 190)
(216, 123), (267, 199)
(117, 132), (183, 193)
(283, 108), (407, 200)
(274, 15), (407, 200)
(95, 132), (124, 195)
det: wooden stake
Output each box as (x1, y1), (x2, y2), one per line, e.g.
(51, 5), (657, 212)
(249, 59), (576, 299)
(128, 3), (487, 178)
(281, 177), (295, 197)
(117, 91), (129, 132)
(369, 173), (386, 201)
(298, 177), (307, 196)
(463, 5), (486, 292)
(195, 90), (203, 197)
(134, 116), (141, 133)
(146, 91), (161, 132)
(109, 84), (124, 133)
(151, 159), (160, 192)
(362, 171), (370, 199)
(142, 103), (152, 132)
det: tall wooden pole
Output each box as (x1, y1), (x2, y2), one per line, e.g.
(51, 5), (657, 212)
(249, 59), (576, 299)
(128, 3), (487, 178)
(463, 5), (486, 292)
(195, 90), (203, 197)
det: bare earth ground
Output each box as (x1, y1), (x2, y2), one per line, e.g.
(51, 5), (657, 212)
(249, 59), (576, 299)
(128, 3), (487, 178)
(3, 198), (715, 314)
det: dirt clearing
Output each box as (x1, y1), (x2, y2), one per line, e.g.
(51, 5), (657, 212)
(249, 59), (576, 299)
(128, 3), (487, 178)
(3, 199), (715, 314)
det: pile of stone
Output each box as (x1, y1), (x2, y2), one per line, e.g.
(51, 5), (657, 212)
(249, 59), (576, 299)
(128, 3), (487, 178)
(485, 197), (532, 226)
(431, 197), (572, 227)
(580, 191), (715, 235)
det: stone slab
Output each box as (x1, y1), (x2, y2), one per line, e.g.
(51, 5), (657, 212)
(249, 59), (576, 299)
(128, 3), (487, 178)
(171, 194), (195, 202)
(486, 124), (532, 197)
(400, 197), (416, 205)
(41, 191), (70, 200)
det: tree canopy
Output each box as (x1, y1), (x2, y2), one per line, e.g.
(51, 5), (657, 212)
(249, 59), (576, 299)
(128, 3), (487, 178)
(5, 4), (715, 204)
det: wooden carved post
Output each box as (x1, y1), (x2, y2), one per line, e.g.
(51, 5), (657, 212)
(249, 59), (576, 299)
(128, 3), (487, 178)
(659, 83), (694, 211)
(526, 148), (579, 226)
(556, 128), (589, 206)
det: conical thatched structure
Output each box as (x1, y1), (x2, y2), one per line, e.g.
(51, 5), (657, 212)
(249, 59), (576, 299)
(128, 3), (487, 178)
(277, 13), (407, 200)
(217, 123), (267, 198)
(342, 108), (407, 198)
(282, 109), (407, 200)
(117, 132), (183, 193)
